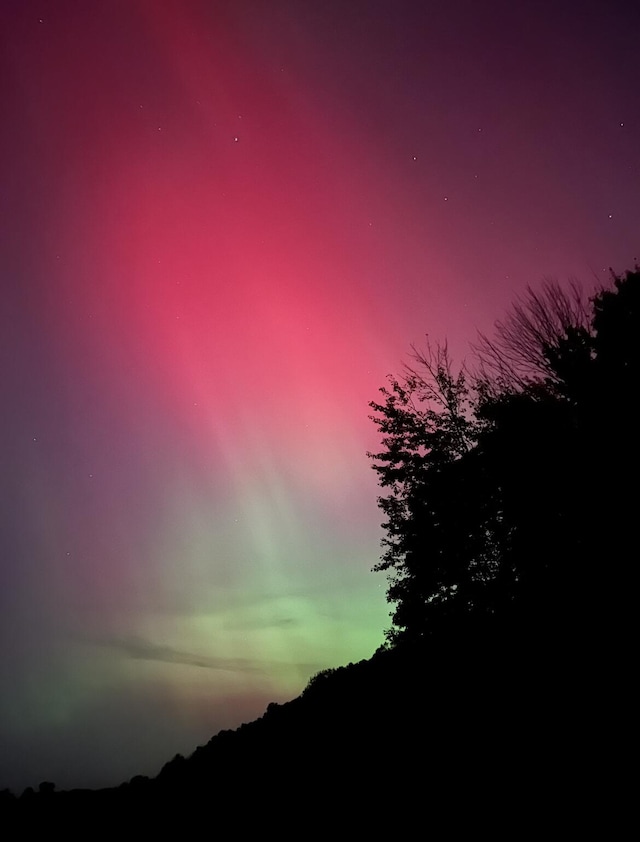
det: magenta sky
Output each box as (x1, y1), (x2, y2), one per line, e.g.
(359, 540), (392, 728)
(1, 0), (638, 791)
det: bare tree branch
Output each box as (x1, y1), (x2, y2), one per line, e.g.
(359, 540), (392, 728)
(472, 280), (591, 394)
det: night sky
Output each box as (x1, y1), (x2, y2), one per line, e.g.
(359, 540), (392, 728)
(1, 0), (638, 792)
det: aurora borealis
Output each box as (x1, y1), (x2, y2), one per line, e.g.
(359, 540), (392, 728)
(1, 0), (638, 791)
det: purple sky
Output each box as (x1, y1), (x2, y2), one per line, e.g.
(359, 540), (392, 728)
(1, 0), (638, 792)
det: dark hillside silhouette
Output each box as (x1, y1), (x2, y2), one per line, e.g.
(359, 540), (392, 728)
(3, 268), (636, 832)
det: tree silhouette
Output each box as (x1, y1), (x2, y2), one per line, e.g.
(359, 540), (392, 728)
(370, 269), (640, 647)
(368, 342), (500, 643)
(473, 280), (592, 394)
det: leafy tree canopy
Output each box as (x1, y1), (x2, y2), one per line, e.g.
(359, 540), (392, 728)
(369, 268), (639, 647)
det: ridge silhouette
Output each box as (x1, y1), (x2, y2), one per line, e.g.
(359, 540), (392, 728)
(3, 268), (636, 832)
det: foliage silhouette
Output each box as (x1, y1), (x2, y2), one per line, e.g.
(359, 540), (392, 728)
(369, 268), (639, 646)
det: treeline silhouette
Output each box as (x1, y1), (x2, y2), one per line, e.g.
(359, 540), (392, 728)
(3, 269), (636, 831)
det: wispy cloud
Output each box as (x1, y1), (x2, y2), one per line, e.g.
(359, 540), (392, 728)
(219, 614), (299, 631)
(97, 636), (265, 673)
(87, 634), (329, 683)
